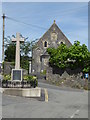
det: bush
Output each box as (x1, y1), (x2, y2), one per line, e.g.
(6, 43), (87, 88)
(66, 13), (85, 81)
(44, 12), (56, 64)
(23, 75), (38, 86)
(40, 70), (46, 75)
(3, 74), (11, 81)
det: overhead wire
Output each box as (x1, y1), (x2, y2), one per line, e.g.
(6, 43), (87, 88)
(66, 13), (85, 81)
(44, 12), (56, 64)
(3, 4), (87, 30)
(6, 16), (47, 30)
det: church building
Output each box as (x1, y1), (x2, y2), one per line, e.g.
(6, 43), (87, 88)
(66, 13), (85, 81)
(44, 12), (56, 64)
(31, 20), (72, 73)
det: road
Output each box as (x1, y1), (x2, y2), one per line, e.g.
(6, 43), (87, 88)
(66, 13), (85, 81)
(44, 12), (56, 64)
(1, 80), (88, 118)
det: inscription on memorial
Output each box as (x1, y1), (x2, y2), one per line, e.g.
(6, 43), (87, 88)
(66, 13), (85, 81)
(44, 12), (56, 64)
(12, 69), (22, 81)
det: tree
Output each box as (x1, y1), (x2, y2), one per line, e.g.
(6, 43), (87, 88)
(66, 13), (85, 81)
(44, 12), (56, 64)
(20, 41), (31, 57)
(4, 35), (32, 70)
(68, 41), (90, 72)
(4, 36), (16, 62)
(47, 44), (69, 69)
(47, 41), (90, 73)
(5, 44), (16, 62)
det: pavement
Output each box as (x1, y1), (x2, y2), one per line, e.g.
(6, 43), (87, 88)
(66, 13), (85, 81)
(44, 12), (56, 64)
(1, 80), (88, 118)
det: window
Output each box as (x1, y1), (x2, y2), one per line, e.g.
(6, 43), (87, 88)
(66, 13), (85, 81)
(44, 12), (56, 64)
(61, 42), (63, 44)
(58, 41), (65, 45)
(44, 41), (47, 47)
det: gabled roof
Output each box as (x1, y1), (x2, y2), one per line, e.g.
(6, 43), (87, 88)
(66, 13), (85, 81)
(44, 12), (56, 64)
(36, 20), (72, 47)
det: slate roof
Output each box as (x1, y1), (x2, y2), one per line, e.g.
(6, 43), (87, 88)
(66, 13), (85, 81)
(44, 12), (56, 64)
(41, 51), (49, 57)
(37, 20), (72, 47)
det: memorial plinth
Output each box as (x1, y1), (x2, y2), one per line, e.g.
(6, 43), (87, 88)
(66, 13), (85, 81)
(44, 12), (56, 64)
(2, 87), (41, 97)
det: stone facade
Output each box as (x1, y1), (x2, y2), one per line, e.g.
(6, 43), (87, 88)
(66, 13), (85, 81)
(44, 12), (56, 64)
(32, 20), (72, 73)
(4, 62), (14, 75)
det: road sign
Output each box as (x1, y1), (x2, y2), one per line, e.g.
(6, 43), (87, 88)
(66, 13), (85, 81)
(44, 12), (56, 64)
(85, 73), (88, 79)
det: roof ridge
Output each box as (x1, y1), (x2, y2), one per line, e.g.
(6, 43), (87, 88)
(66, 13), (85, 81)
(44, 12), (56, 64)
(37, 20), (72, 46)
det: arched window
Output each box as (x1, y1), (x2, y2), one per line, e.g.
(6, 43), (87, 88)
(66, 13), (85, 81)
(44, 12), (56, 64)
(58, 41), (65, 45)
(61, 42), (63, 44)
(44, 41), (47, 47)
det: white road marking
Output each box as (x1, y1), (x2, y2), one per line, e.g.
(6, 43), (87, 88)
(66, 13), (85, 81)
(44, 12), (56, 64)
(44, 88), (48, 102)
(70, 109), (80, 118)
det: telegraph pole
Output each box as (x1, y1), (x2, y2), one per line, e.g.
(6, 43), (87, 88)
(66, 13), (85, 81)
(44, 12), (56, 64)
(2, 13), (6, 62)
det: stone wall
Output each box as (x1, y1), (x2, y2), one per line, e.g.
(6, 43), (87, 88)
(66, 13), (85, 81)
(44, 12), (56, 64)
(4, 62), (14, 75)
(46, 67), (88, 89)
(4, 62), (28, 75)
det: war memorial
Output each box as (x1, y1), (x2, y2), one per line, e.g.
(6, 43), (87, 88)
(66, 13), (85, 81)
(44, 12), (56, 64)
(1, 33), (41, 98)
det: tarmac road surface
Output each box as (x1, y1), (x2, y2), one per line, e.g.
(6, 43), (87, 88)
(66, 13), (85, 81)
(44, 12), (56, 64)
(1, 81), (88, 118)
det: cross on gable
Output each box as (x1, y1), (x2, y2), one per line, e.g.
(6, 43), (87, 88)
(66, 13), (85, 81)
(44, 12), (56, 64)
(12, 33), (24, 42)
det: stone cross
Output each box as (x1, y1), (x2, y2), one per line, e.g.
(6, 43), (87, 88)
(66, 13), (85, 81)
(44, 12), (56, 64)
(12, 33), (24, 69)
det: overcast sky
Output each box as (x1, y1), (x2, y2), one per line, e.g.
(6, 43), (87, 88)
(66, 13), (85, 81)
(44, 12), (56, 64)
(0, 2), (88, 62)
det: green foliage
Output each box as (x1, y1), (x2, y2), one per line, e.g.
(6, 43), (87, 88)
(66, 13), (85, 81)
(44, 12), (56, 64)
(23, 75), (37, 81)
(23, 75), (38, 86)
(21, 56), (29, 70)
(20, 41), (31, 56)
(47, 41), (90, 73)
(83, 67), (89, 73)
(10, 62), (15, 66)
(47, 44), (69, 69)
(4, 35), (32, 71)
(5, 44), (16, 62)
(3, 74), (11, 81)
(2, 61), (4, 70)
(40, 70), (46, 75)
(2, 75), (38, 87)
(68, 41), (90, 72)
